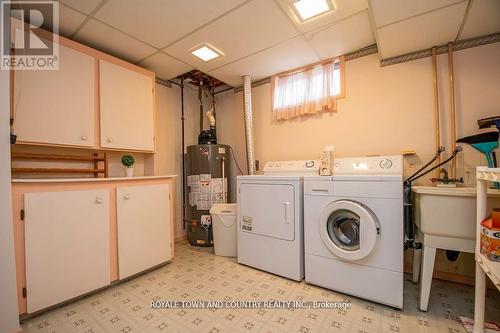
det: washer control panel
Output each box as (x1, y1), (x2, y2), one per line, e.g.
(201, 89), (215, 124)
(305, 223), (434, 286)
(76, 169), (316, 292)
(264, 160), (320, 175)
(333, 155), (403, 174)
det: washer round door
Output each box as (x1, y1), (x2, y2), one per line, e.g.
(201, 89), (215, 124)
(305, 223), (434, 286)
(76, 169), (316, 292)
(319, 200), (380, 261)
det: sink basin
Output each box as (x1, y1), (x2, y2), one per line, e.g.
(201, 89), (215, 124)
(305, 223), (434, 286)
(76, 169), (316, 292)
(412, 186), (500, 312)
(413, 186), (500, 240)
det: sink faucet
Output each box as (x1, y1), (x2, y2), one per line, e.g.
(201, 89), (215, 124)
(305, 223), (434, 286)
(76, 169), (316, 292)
(440, 168), (449, 183)
(431, 168), (464, 184)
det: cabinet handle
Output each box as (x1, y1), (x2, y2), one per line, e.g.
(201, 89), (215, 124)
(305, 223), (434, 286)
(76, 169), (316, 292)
(124, 194), (131, 200)
(95, 197), (103, 204)
(81, 135), (88, 141)
(107, 137), (114, 143)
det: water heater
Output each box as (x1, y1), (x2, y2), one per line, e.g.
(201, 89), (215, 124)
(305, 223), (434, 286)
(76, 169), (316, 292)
(185, 144), (231, 247)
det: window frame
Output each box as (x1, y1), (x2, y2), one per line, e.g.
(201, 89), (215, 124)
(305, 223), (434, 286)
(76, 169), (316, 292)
(271, 56), (345, 114)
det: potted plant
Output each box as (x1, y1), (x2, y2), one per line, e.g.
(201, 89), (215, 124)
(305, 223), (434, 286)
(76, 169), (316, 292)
(121, 154), (135, 177)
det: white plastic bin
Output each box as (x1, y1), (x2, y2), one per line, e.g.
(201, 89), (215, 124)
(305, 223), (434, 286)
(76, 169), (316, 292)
(210, 203), (237, 257)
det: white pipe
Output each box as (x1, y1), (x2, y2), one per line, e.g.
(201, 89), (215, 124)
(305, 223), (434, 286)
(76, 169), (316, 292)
(243, 75), (255, 175)
(206, 109), (216, 126)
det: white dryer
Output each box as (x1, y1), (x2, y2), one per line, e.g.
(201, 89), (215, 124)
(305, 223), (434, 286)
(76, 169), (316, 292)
(237, 160), (318, 281)
(304, 155), (404, 308)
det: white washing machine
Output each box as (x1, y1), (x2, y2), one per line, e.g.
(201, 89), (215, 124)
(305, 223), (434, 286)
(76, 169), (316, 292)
(304, 155), (404, 308)
(237, 160), (319, 281)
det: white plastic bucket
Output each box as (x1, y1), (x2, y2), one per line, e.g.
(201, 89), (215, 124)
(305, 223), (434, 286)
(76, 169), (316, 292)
(210, 203), (237, 257)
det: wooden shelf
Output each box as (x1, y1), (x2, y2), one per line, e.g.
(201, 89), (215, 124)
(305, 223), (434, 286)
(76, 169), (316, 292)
(11, 152), (105, 162)
(12, 168), (105, 174)
(11, 152), (108, 177)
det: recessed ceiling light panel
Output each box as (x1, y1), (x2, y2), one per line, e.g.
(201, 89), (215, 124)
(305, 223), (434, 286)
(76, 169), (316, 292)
(191, 44), (223, 62)
(292, 0), (334, 22)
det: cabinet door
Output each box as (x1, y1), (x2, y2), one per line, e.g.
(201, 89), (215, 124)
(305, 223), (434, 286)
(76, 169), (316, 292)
(99, 60), (154, 151)
(13, 44), (95, 147)
(116, 184), (171, 279)
(24, 190), (110, 313)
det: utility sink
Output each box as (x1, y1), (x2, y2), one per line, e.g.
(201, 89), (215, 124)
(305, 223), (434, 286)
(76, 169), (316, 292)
(412, 186), (500, 311)
(413, 186), (500, 240)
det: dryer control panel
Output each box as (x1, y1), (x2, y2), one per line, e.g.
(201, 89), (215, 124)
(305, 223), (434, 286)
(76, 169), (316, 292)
(333, 155), (403, 174)
(263, 160), (320, 175)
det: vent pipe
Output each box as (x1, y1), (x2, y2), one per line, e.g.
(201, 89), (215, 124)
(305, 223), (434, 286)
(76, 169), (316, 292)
(242, 75), (255, 175)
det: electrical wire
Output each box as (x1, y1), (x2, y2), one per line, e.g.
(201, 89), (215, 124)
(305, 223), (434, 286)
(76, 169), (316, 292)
(230, 146), (244, 175)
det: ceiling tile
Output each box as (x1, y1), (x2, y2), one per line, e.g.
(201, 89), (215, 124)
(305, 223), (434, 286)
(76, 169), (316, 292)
(93, 0), (247, 48)
(208, 37), (319, 87)
(139, 53), (193, 80)
(165, 0), (299, 72)
(60, 0), (103, 14)
(306, 10), (375, 59)
(276, 0), (369, 33)
(369, 0), (465, 27)
(43, 4), (86, 37)
(376, 1), (468, 58)
(459, 0), (500, 40)
(73, 19), (156, 63)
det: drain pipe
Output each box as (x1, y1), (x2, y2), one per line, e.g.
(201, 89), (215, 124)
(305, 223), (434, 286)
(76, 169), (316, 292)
(243, 75), (255, 175)
(181, 78), (186, 229)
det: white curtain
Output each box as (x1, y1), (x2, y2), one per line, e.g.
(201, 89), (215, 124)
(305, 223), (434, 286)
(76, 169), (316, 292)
(272, 57), (344, 121)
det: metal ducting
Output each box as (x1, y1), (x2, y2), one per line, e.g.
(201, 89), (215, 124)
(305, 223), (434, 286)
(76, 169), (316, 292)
(242, 75), (255, 175)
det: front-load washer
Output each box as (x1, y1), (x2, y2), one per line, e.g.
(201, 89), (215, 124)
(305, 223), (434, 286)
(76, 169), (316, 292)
(237, 160), (318, 281)
(304, 155), (404, 308)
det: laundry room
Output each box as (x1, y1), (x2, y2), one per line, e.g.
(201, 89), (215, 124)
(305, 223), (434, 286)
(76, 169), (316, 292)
(1, 1), (500, 333)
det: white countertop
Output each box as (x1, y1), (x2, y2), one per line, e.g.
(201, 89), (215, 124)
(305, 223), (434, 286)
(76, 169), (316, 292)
(412, 185), (500, 196)
(12, 175), (177, 183)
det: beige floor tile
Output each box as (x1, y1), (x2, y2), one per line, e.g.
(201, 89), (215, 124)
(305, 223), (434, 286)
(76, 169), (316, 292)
(21, 242), (499, 333)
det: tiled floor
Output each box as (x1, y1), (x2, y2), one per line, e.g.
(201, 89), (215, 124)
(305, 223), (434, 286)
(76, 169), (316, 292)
(22, 242), (500, 333)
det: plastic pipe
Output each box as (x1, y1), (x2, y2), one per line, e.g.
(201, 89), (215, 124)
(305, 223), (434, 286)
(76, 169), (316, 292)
(243, 75), (255, 175)
(448, 43), (457, 179)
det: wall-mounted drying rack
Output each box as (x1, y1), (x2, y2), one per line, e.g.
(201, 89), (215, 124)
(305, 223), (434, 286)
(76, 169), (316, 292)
(11, 152), (108, 178)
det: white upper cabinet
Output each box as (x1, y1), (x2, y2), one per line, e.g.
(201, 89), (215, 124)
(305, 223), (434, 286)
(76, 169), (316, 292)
(13, 44), (95, 147)
(99, 60), (155, 152)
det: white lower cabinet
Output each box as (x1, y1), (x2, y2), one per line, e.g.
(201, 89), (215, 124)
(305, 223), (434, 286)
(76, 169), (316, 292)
(24, 190), (110, 313)
(116, 184), (171, 279)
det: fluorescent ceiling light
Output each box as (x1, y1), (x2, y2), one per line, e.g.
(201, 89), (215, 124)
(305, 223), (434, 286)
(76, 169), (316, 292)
(293, 0), (331, 21)
(191, 44), (222, 62)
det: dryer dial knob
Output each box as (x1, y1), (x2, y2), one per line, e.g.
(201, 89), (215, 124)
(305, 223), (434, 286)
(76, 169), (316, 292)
(305, 160), (315, 168)
(380, 159), (393, 169)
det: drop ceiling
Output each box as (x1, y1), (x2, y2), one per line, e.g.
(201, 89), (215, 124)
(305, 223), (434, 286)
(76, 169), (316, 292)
(54, 0), (499, 86)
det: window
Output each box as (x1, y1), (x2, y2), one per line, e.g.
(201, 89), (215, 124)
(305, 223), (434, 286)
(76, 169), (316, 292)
(272, 56), (344, 121)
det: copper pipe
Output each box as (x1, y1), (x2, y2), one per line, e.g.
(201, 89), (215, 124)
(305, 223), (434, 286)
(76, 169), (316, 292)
(432, 47), (441, 178)
(448, 43), (457, 178)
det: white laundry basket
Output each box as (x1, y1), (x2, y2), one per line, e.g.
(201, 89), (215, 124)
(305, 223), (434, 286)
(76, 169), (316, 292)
(210, 203), (237, 257)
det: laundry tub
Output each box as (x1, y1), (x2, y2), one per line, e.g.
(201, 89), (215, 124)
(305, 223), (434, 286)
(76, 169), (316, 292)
(412, 186), (500, 311)
(210, 204), (237, 257)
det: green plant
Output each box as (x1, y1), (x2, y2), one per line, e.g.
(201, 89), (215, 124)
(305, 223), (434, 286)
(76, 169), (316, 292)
(121, 155), (135, 168)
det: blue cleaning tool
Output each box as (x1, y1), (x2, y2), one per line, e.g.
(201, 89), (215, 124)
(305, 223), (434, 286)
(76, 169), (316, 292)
(457, 131), (499, 168)
(457, 131), (499, 188)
